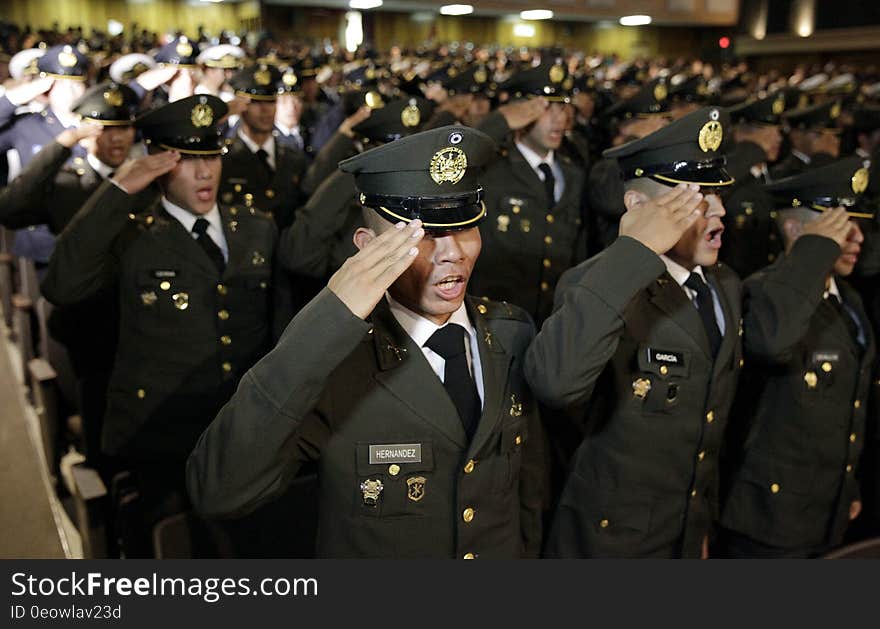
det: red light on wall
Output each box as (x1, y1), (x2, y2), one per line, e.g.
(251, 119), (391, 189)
(719, 36), (731, 49)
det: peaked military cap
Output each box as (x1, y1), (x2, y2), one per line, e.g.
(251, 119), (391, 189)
(501, 60), (572, 103)
(445, 63), (495, 97)
(230, 64), (282, 101)
(9, 47), (45, 80)
(71, 82), (139, 125)
(765, 155), (873, 218)
(155, 36), (198, 67)
(137, 94), (228, 155)
(353, 97), (434, 143)
(668, 74), (711, 104)
(602, 77), (670, 122)
(729, 90), (788, 126)
(605, 106), (734, 188)
(197, 44), (245, 69)
(38, 44), (88, 80)
(342, 88), (387, 116)
(344, 61), (387, 89)
(783, 100), (842, 132)
(278, 66), (301, 93)
(339, 125), (496, 231)
(109, 53), (156, 84)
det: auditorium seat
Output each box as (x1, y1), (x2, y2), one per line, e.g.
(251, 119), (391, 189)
(822, 538), (880, 558)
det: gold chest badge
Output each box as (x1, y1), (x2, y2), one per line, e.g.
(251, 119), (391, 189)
(360, 478), (384, 507)
(509, 394), (523, 417)
(496, 214), (510, 232)
(429, 146), (468, 185)
(632, 377), (652, 400)
(252, 251), (266, 266)
(406, 476), (426, 502)
(172, 292), (189, 310)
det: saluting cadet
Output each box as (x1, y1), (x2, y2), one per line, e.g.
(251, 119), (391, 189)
(771, 100), (843, 180)
(219, 63), (307, 230)
(470, 60), (586, 327)
(188, 125), (546, 559)
(41, 95), (279, 556)
(718, 157), (876, 558)
(526, 107), (743, 558)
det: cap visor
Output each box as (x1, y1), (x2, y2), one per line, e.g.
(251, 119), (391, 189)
(374, 201), (486, 231)
(652, 165), (735, 188)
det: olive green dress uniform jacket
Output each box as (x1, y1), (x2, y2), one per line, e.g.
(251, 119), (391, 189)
(525, 236), (743, 558)
(41, 181), (278, 462)
(187, 291), (545, 558)
(719, 235), (876, 552)
(470, 112), (588, 326)
(219, 135), (307, 230)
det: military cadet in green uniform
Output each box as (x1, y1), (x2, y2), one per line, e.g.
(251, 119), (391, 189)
(718, 157), (876, 557)
(42, 95), (279, 556)
(721, 91), (787, 278)
(526, 107), (743, 558)
(771, 100), (843, 180)
(470, 60), (586, 327)
(188, 126), (546, 559)
(219, 64), (307, 230)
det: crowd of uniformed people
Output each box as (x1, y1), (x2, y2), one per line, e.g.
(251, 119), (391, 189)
(1, 20), (879, 559)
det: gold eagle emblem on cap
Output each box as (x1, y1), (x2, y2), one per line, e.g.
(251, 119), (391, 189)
(430, 146), (468, 185)
(772, 94), (785, 115)
(549, 63), (565, 84)
(698, 120), (723, 152)
(176, 40), (193, 58)
(59, 46), (77, 68)
(104, 88), (123, 107)
(654, 82), (668, 102)
(852, 167), (870, 194)
(191, 103), (214, 128)
(401, 103), (420, 128)
(282, 71), (298, 87)
(365, 91), (384, 109)
(474, 67), (488, 84)
(254, 67), (271, 86)
(830, 101), (842, 119)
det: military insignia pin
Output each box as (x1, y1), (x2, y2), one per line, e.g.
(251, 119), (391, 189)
(830, 101), (842, 119)
(406, 476), (426, 502)
(852, 167), (869, 194)
(509, 394), (523, 417)
(172, 292), (189, 311)
(698, 120), (723, 152)
(176, 40), (193, 58)
(804, 371), (818, 389)
(401, 101), (421, 128)
(772, 94), (785, 115)
(429, 146), (468, 185)
(360, 478), (384, 507)
(140, 291), (157, 306)
(191, 103), (214, 128)
(254, 67), (271, 86)
(252, 251), (266, 266)
(496, 214), (510, 232)
(104, 88), (123, 107)
(653, 82), (668, 102)
(283, 71), (298, 87)
(474, 67), (488, 84)
(632, 378), (652, 400)
(549, 64), (565, 84)
(365, 91), (384, 109)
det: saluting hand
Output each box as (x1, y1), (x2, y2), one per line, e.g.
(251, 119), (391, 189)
(56, 121), (102, 149)
(135, 65), (179, 92)
(497, 97), (548, 130)
(802, 206), (853, 250)
(619, 183), (704, 255)
(339, 106), (372, 138)
(5, 77), (54, 106)
(328, 220), (424, 319)
(111, 150), (180, 195)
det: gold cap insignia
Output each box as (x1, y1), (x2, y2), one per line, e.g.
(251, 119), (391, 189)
(401, 102), (420, 128)
(563, 76), (574, 91)
(365, 67), (376, 80)
(830, 101), (841, 119)
(104, 88), (123, 107)
(697, 82), (708, 96)
(360, 478), (384, 507)
(447, 67), (458, 78)
(429, 146), (468, 185)
(654, 82), (668, 102)
(406, 476), (426, 502)
(176, 40), (193, 58)
(191, 103), (214, 128)
(772, 94), (785, 115)
(549, 64), (565, 84)
(254, 66), (271, 86)
(698, 120), (723, 152)
(365, 91), (384, 109)
(852, 167), (869, 194)
(59, 47), (77, 68)
(474, 68), (487, 84)
(798, 94), (809, 109)
(283, 71), (298, 87)
(632, 377), (652, 400)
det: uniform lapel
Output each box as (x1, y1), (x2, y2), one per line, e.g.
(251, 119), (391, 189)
(554, 157), (579, 210)
(370, 299), (468, 448)
(508, 146), (546, 198)
(706, 268), (738, 375)
(646, 273), (712, 358)
(156, 205), (220, 275)
(219, 206), (247, 277)
(466, 298), (513, 455)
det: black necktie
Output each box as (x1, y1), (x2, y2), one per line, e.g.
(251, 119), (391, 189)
(538, 163), (556, 206)
(684, 272), (722, 357)
(192, 218), (225, 274)
(424, 324), (481, 440)
(826, 294), (864, 352)
(256, 148), (273, 174)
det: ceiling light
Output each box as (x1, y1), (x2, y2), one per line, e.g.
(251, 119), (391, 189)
(520, 10), (553, 21)
(440, 4), (473, 15)
(619, 15), (652, 26)
(349, 0), (383, 10)
(513, 23), (536, 37)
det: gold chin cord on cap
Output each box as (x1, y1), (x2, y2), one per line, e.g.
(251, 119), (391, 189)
(378, 201), (487, 229)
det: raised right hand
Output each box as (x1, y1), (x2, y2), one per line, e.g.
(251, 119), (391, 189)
(135, 65), (179, 92)
(56, 122), (102, 148)
(328, 220), (424, 319)
(802, 206), (852, 249)
(339, 106), (372, 138)
(112, 151), (180, 195)
(497, 97), (548, 130)
(619, 183), (704, 255)
(6, 77), (54, 106)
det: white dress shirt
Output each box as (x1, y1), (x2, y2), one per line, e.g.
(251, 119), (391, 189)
(162, 197), (229, 262)
(515, 140), (564, 203)
(238, 129), (276, 170)
(387, 294), (484, 408)
(86, 152), (115, 179)
(660, 255), (727, 335)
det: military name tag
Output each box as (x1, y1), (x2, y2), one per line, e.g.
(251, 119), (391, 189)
(369, 444), (422, 465)
(152, 269), (179, 279)
(812, 351), (840, 364)
(647, 348), (685, 366)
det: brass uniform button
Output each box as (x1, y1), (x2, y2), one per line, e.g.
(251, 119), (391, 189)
(659, 365), (669, 376)
(706, 411), (714, 423)
(691, 489), (697, 498)
(541, 282), (549, 291)
(388, 464), (400, 476)
(545, 214), (554, 223)
(854, 400), (861, 409)
(159, 281), (171, 291)
(770, 483), (780, 494)
(220, 335), (232, 345)
(850, 433), (856, 443)
(463, 552), (475, 559)
(697, 451), (705, 462)
(463, 460), (475, 474)
(222, 362), (232, 373)
(477, 304), (487, 314)
(544, 235), (553, 245)
(218, 310), (230, 320)
(822, 362), (833, 373)
(768, 254), (775, 262)
(265, 189), (275, 199)
(739, 358), (745, 368)
(512, 205), (521, 214)
(128, 213), (136, 220)
(136, 388), (146, 399)
(846, 464), (853, 473)
(514, 434), (522, 446)
(599, 519), (609, 529)
(462, 507), (475, 523)
(217, 283), (228, 296)
(229, 207), (238, 216)
(542, 258), (551, 268)
(234, 184), (242, 192)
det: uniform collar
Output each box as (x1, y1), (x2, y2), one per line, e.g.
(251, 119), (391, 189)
(660, 254), (707, 288)
(86, 152), (115, 179)
(515, 139), (555, 171)
(161, 197), (222, 235)
(386, 293), (475, 349)
(824, 276), (841, 301)
(238, 128), (275, 156)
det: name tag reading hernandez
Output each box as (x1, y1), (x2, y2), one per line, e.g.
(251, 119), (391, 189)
(369, 444), (422, 465)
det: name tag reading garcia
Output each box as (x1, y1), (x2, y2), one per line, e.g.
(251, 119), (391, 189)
(647, 348), (685, 366)
(369, 444), (422, 465)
